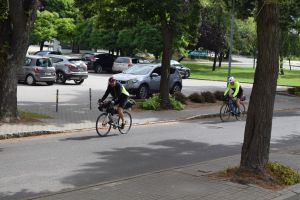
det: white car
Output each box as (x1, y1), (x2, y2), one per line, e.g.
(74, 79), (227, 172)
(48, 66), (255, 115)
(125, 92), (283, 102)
(112, 57), (150, 72)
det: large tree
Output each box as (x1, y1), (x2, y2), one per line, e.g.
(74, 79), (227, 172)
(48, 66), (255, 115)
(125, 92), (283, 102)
(90, 0), (201, 109)
(240, 0), (280, 174)
(0, 0), (38, 122)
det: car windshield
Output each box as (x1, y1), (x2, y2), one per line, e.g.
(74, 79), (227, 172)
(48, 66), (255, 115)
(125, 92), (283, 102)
(123, 65), (153, 75)
(36, 58), (52, 67)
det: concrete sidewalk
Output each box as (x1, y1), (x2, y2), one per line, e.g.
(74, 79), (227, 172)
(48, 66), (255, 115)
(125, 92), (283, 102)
(28, 152), (300, 200)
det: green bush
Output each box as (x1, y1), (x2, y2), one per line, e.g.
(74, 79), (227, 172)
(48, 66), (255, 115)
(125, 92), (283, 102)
(173, 91), (187, 104)
(201, 91), (216, 103)
(170, 96), (185, 110)
(140, 95), (160, 110)
(214, 91), (224, 101)
(267, 162), (300, 185)
(188, 92), (205, 103)
(140, 95), (184, 110)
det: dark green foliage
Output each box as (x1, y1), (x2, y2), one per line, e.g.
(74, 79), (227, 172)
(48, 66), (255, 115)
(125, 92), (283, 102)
(173, 91), (188, 104)
(188, 92), (205, 103)
(201, 91), (216, 103)
(214, 91), (225, 101)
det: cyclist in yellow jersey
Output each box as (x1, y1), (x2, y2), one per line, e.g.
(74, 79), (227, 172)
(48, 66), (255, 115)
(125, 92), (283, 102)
(224, 76), (243, 114)
(100, 77), (130, 129)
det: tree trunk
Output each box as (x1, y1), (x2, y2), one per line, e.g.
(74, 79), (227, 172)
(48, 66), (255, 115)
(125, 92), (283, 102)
(240, 1), (280, 174)
(212, 51), (218, 71)
(72, 42), (80, 53)
(218, 52), (223, 68)
(159, 19), (173, 109)
(279, 56), (284, 75)
(0, 1), (38, 122)
(40, 41), (45, 51)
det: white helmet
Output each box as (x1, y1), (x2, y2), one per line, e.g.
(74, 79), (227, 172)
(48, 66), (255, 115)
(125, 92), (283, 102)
(229, 76), (235, 83)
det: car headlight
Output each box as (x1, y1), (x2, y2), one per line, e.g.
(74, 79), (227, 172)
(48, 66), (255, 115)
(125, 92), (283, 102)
(128, 79), (138, 84)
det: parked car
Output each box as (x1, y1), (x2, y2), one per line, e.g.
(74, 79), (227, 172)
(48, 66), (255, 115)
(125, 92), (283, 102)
(112, 57), (150, 72)
(33, 51), (62, 56)
(151, 59), (191, 79)
(17, 55), (56, 85)
(81, 52), (116, 73)
(46, 55), (88, 85)
(112, 64), (182, 99)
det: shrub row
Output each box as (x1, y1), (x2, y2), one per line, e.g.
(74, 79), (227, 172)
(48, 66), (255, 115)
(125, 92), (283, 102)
(173, 91), (224, 104)
(287, 87), (300, 96)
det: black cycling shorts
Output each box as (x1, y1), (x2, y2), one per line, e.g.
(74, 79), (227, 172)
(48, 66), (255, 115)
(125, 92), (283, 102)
(236, 90), (243, 99)
(114, 94), (128, 108)
(231, 86), (243, 99)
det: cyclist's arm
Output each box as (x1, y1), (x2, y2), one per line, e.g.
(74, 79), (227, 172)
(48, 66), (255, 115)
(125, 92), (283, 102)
(232, 82), (240, 97)
(224, 84), (230, 96)
(101, 86), (111, 102)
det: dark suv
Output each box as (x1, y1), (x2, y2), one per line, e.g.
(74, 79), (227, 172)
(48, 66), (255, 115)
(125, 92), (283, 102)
(81, 52), (116, 73)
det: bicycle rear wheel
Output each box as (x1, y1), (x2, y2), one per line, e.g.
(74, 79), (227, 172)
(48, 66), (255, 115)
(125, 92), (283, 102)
(235, 103), (246, 121)
(220, 104), (231, 122)
(118, 111), (132, 134)
(96, 113), (111, 137)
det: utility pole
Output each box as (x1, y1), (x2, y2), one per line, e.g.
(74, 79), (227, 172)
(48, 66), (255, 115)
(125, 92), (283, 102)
(227, 0), (235, 83)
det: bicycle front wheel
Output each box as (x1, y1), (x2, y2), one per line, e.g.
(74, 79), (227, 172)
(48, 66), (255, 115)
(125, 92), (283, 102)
(220, 104), (231, 122)
(118, 111), (132, 134)
(235, 103), (246, 121)
(96, 113), (111, 137)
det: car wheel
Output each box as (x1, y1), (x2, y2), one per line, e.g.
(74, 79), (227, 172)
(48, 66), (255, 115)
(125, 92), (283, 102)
(184, 71), (190, 79)
(56, 71), (66, 84)
(171, 83), (182, 94)
(137, 84), (149, 99)
(26, 75), (36, 85)
(95, 65), (103, 73)
(46, 81), (54, 85)
(74, 79), (84, 85)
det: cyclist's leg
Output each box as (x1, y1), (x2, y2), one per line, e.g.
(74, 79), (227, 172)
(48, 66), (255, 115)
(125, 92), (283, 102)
(117, 95), (128, 128)
(236, 91), (243, 114)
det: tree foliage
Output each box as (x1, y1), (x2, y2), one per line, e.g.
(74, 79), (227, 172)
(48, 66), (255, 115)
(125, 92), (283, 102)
(31, 11), (59, 44)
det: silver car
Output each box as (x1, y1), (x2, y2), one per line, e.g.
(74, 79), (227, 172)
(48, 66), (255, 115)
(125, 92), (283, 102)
(113, 64), (182, 99)
(47, 55), (88, 85)
(17, 56), (56, 85)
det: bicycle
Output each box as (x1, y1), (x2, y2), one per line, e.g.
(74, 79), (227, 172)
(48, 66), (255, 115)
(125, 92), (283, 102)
(96, 100), (134, 137)
(220, 95), (246, 122)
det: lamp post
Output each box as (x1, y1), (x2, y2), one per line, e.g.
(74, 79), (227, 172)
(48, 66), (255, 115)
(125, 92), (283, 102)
(227, 0), (235, 83)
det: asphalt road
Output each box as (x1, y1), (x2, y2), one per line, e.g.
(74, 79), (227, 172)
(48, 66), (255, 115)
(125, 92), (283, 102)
(1, 110), (300, 200)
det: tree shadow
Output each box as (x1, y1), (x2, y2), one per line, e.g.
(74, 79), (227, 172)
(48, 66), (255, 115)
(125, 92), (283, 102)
(2, 134), (300, 200)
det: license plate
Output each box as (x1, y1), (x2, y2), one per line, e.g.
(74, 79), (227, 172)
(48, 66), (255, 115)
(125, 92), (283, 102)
(45, 73), (51, 76)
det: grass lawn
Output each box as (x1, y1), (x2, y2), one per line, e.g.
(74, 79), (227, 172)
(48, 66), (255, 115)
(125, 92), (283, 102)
(18, 110), (52, 120)
(184, 63), (300, 87)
